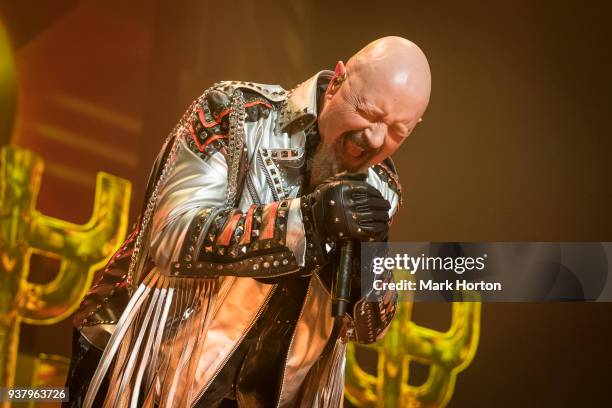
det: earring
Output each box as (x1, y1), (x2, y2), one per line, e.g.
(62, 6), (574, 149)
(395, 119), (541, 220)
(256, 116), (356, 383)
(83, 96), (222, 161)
(333, 72), (347, 88)
(330, 72), (347, 95)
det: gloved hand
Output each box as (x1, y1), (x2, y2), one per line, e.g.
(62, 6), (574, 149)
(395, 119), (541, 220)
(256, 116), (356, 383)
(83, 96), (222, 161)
(303, 173), (391, 245)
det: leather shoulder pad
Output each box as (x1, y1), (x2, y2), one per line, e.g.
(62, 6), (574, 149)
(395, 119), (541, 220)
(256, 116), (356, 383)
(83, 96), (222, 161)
(216, 80), (288, 102)
(183, 85), (232, 158)
(212, 81), (280, 123)
(185, 81), (286, 158)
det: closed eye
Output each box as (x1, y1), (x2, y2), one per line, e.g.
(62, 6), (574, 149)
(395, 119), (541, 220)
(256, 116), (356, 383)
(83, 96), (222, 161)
(391, 124), (412, 139)
(356, 106), (374, 120)
(355, 97), (384, 121)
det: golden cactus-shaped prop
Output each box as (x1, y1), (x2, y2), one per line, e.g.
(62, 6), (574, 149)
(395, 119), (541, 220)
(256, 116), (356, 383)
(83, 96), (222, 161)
(0, 146), (131, 396)
(345, 271), (481, 408)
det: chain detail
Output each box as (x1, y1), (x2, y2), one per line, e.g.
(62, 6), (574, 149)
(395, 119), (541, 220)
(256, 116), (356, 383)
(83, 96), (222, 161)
(126, 91), (211, 294)
(225, 89), (246, 206)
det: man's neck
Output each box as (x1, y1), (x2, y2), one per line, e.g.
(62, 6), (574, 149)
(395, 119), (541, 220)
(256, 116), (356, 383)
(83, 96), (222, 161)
(305, 75), (342, 192)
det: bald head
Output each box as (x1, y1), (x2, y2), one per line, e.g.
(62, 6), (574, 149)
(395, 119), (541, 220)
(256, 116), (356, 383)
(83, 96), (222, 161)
(346, 36), (431, 118)
(315, 36), (432, 177)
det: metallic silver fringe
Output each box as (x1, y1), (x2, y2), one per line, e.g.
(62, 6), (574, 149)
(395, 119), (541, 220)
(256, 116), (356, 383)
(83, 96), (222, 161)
(297, 323), (348, 408)
(83, 269), (218, 408)
(84, 89), (226, 407)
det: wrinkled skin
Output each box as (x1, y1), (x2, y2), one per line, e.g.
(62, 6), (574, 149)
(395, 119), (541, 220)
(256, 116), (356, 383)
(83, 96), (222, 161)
(316, 36), (432, 174)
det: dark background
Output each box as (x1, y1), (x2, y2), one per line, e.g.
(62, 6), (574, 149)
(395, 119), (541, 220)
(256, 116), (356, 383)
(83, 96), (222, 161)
(2, 0), (611, 406)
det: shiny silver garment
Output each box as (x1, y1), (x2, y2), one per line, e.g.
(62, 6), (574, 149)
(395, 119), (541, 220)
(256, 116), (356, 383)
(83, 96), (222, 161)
(78, 71), (401, 408)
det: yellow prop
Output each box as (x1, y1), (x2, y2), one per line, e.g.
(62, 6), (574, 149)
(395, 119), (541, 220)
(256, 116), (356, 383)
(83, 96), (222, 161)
(0, 146), (131, 397)
(345, 271), (481, 408)
(0, 21), (17, 146)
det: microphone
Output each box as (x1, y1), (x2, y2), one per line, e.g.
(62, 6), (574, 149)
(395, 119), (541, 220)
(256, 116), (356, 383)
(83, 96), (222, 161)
(330, 171), (367, 318)
(332, 240), (355, 317)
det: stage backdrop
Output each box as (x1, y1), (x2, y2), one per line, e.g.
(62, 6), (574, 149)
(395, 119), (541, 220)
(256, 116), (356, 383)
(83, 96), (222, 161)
(1, 0), (611, 406)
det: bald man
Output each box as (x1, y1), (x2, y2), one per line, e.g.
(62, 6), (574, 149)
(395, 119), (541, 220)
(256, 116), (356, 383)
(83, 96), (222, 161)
(65, 36), (431, 408)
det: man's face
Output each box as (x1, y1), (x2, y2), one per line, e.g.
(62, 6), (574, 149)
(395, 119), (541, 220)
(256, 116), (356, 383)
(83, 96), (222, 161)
(317, 69), (425, 173)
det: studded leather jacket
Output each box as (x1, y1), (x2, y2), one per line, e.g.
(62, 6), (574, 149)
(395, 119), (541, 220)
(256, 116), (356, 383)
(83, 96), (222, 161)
(73, 71), (401, 406)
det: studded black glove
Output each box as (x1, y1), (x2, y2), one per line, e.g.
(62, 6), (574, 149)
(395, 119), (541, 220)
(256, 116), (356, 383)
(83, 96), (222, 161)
(301, 173), (391, 254)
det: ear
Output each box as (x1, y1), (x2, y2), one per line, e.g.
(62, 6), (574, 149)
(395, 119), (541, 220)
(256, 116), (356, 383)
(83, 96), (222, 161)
(325, 60), (347, 99)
